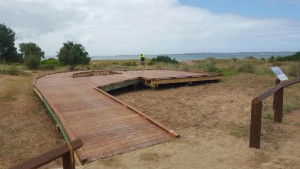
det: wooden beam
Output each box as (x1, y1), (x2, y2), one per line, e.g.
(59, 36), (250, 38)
(9, 139), (83, 169)
(33, 86), (87, 163)
(151, 76), (222, 85)
(94, 88), (180, 138)
(100, 79), (141, 92)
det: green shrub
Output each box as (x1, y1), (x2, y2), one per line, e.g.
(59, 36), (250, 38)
(40, 58), (61, 70)
(206, 63), (220, 72)
(223, 70), (239, 76)
(220, 66), (239, 76)
(180, 63), (190, 71)
(274, 52), (300, 61)
(232, 57), (238, 62)
(0, 67), (21, 76)
(194, 62), (221, 73)
(25, 55), (40, 69)
(238, 63), (256, 73)
(148, 55), (178, 65)
(245, 56), (256, 60)
(268, 56), (275, 63)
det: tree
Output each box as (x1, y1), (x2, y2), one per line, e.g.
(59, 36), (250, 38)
(19, 42), (44, 69)
(57, 41), (91, 67)
(0, 23), (20, 63)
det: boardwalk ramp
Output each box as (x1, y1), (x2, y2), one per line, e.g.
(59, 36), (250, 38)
(34, 70), (222, 163)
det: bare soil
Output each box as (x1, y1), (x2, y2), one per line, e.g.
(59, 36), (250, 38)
(1, 73), (299, 169)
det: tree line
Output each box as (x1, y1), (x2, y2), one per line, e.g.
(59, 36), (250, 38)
(0, 23), (90, 69)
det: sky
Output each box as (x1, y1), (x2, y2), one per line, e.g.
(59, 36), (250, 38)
(0, 0), (300, 56)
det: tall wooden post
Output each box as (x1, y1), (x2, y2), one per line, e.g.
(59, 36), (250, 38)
(273, 79), (284, 123)
(249, 97), (263, 148)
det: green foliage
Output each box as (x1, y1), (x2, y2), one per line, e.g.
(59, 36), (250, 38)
(194, 62), (221, 73)
(40, 58), (61, 70)
(237, 62), (256, 73)
(0, 23), (20, 63)
(268, 56), (275, 63)
(0, 66), (24, 76)
(24, 55), (40, 69)
(231, 57), (238, 62)
(148, 55), (178, 65)
(19, 42), (44, 69)
(283, 102), (300, 113)
(244, 56), (256, 60)
(57, 41), (91, 67)
(274, 52), (300, 61)
(223, 70), (239, 76)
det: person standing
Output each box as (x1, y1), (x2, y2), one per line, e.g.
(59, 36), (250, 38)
(140, 54), (145, 66)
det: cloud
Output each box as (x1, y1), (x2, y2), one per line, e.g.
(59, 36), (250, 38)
(0, 0), (299, 56)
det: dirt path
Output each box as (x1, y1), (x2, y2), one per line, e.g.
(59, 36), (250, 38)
(83, 75), (300, 169)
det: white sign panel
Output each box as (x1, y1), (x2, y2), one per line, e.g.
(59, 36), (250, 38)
(271, 66), (288, 81)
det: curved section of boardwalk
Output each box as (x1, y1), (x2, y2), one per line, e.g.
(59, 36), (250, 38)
(34, 70), (221, 163)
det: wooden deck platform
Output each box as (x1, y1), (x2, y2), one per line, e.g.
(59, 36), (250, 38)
(34, 70), (221, 163)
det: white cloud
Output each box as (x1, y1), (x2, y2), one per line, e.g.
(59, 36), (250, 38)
(0, 0), (299, 56)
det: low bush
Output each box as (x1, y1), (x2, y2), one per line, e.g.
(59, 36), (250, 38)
(0, 67), (23, 76)
(237, 63), (256, 73)
(274, 52), (300, 61)
(25, 55), (40, 70)
(40, 58), (62, 70)
(194, 62), (221, 73)
(148, 55), (178, 65)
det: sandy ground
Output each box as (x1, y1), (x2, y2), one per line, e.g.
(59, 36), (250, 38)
(82, 74), (300, 169)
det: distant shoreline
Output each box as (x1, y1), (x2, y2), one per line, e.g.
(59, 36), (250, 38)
(90, 52), (296, 61)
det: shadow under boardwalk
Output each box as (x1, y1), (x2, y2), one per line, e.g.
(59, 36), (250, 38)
(34, 70), (222, 163)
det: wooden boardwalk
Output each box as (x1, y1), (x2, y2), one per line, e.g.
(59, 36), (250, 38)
(34, 70), (221, 163)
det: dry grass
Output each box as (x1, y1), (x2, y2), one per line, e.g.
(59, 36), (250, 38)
(0, 59), (299, 168)
(0, 73), (64, 169)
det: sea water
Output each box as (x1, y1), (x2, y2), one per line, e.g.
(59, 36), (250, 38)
(92, 52), (295, 61)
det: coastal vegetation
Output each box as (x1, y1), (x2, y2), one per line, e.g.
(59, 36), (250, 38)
(1, 57), (300, 168)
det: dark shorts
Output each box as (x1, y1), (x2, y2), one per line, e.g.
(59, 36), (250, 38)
(141, 58), (145, 61)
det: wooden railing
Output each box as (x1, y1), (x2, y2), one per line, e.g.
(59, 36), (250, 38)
(9, 139), (83, 169)
(249, 77), (300, 148)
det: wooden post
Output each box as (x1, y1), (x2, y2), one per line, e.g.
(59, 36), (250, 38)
(9, 139), (82, 169)
(249, 97), (263, 148)
(273, 79), (284, 123)
(62, 150), (75, 169)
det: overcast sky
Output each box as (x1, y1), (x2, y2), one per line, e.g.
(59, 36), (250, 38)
(1, 0), (300, 56)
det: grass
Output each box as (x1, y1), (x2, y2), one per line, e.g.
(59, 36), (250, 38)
(1, 58), (300, 168)
(229, 124), (250, 139)
(283, 101), (300, 113)
(0, 93), (16, 102)
(0, 66), (28, 76)
(287, 62), (300, 77)
(0, 71), (64, 168)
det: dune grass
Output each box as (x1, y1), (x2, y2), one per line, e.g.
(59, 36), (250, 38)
(0, 58), (299, 168)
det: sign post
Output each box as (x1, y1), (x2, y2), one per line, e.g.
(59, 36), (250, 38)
(271, 66), (288, 81)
